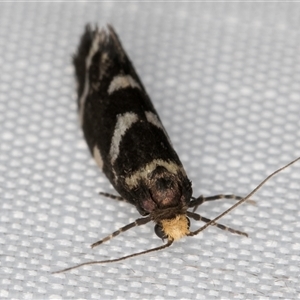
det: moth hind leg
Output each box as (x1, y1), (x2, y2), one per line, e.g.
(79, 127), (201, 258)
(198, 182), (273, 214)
(190, 194), (255, 212)
(99, 192), (135, 205)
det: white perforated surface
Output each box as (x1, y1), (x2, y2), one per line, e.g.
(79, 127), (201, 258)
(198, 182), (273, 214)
(1, 2), (300, 299)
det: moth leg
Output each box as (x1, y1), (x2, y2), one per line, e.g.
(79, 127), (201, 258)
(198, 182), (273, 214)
(190, 194), (255, 212)
(91, 216), (151, 248)
(99, 192), (134, 205)
(187, 211), (248, 237)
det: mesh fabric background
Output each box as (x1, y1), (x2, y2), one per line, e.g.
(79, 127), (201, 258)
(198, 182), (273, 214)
(0, 2), (300, 299)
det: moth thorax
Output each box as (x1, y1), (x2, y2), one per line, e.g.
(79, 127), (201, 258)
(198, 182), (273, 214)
(160, 215), (190, 241)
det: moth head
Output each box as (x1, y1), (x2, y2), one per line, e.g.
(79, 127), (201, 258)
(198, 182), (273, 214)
(154, 215), (190, 241)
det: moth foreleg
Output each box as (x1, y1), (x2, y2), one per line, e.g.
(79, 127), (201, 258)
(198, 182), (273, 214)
(91, 216), (151, 248)
(187, 211), (248, 237)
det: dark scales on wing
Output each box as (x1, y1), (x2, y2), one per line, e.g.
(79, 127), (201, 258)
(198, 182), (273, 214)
(73, 24), (192, 220)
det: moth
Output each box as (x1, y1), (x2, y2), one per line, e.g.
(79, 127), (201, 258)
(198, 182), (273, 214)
(53, 25), (300, 273)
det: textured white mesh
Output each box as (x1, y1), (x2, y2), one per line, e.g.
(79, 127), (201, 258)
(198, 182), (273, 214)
(1, 2), (300, 299)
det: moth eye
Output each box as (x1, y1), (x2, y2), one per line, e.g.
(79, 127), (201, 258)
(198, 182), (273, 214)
(154, 224), (167, 240)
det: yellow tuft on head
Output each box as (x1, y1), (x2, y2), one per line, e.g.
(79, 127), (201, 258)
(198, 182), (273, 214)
(160, 215), (190, 241)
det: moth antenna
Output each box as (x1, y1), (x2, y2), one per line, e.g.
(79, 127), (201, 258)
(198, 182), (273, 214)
(53, 239), (174, 274)
(91, 216), (151, 248)
(189, 156), (300, 237)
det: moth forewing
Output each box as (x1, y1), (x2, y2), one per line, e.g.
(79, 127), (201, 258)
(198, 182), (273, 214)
(73, 24), (193, 241)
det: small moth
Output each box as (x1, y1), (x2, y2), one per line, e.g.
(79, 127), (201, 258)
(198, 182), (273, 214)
(53, 25), (300, 273)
